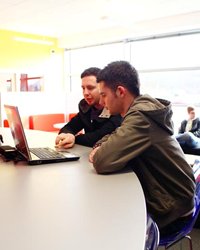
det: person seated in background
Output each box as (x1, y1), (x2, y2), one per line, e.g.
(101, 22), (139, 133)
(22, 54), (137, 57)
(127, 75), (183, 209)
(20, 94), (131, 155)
(89, 60), (195, 237)
(176, 105), (200, 148)
(55, 67), (122, 148)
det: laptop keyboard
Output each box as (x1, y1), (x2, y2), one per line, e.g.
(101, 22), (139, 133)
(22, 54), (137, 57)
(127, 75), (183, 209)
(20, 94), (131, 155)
(30, 147), (66, 159)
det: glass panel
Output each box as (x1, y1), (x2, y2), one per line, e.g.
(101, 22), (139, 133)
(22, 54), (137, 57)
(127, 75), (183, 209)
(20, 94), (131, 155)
(130, 33), (200, 70)
(139, 69), (200, 106)
(0, 73), (16, 92)
(64, 32), (200, 123)
(68, 42), (126, 76)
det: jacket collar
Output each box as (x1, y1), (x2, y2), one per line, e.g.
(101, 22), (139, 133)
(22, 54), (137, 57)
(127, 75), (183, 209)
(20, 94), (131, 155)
(99, 108), (111, 118)
(80, 99), (111, 118)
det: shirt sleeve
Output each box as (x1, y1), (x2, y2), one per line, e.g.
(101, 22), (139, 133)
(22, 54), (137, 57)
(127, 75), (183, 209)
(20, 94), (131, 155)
(75, 115), (122, 147)
(193, 119), (200, 138)
(59, 113), (84, 135)
(178, 120), (186, 134)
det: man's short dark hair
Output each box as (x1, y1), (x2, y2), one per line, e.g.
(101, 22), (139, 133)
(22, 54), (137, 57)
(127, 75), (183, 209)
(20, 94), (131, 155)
(81, 67), (101, 78)
(187, 105), (195, 114)
(97, 61), (140, 96)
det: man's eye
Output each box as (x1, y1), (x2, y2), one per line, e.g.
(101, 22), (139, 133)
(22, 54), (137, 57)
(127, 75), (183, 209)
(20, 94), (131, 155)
(88, 86), (95, 91)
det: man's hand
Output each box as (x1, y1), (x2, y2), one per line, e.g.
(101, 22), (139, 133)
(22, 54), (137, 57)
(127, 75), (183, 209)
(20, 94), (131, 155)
(89, 146), (100, 163)
(55, 133), (75, 149)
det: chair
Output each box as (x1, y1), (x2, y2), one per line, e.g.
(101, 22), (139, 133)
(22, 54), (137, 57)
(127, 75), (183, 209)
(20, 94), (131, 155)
(193, 159), (200, 229)
(29, 113), (65, 132)
(145, 214), (160, 250)
(193, 159), (200, 183)
(159, 163), (200, 249)
(3, 117), (30, 129)
(3, 119), (9, 127)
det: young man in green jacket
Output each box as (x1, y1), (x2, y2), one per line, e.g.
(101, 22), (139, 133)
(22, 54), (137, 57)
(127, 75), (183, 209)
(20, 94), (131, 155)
(89, 60), (195, 236)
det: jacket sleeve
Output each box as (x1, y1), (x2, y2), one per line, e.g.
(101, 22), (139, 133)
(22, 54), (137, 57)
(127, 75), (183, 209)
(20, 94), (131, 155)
(93, 112), (151, 174)
(75, 115), (122, 147)
(178, 120), (186, 134)
(59, 113), (84, 135)
(193, 118), (200, 138)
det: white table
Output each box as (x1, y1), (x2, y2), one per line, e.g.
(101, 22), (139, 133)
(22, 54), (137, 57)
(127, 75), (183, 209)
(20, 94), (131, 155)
(0, 128), (147, 250)
(53, 122), (66, 129)
(185, 153), (200, 165)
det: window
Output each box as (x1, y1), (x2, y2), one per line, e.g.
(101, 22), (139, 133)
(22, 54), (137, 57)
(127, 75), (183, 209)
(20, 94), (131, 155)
(64, 31), (200, 128)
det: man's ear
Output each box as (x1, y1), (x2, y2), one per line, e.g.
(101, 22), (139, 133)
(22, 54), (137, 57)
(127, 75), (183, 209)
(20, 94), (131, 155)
(116, 86), (126, 97)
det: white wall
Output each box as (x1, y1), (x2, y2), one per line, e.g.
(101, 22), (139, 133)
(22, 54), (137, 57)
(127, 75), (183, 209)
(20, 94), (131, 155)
(0, 92), (69, 127)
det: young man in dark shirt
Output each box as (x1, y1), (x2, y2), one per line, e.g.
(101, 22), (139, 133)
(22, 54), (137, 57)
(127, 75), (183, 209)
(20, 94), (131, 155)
(55, 67), (121, 148)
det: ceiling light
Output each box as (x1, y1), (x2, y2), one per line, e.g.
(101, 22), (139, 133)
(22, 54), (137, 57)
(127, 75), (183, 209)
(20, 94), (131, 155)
(13, 37), (54, 45)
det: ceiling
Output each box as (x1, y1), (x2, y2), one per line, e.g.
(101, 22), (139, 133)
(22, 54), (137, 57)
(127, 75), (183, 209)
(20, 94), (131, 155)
(1, 0), (200, 48)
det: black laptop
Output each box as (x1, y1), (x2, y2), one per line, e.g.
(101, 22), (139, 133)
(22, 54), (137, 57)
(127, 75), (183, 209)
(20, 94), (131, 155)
(4, 105), (80, 165)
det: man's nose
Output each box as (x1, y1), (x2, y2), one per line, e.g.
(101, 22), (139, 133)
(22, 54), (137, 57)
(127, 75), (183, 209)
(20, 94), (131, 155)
(83, 88), (89, 95)
(99, 96), (105, 106)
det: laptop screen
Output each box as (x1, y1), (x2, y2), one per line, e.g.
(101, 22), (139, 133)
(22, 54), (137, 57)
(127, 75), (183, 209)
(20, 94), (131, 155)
(4, 105), (31, 160)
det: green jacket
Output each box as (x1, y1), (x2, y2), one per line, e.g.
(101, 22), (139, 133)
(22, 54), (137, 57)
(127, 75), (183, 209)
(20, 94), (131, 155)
(93, 94), (195, 228)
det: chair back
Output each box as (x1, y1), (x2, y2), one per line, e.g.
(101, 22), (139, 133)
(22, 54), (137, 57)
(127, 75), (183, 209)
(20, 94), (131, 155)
(3, 119), (9, 127)
(3, 117), (29, 129)
(29, 113), (65, 132)
(145, 214), (160, 250)
(193, 159), (200, 228)
(193, 159), (200, 183)
(159, 179), (200, 249)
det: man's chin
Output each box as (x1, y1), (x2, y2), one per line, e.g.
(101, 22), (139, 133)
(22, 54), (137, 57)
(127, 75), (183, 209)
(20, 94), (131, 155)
(109, 110), (120, 116)
(85, 100), (94, 106)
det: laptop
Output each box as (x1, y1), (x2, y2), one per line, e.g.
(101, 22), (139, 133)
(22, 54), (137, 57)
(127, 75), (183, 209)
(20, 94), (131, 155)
(4, 105), (80, 165)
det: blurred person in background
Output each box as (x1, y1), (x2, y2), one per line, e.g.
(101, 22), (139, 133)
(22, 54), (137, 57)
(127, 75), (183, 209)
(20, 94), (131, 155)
(176, 105), (200, 148)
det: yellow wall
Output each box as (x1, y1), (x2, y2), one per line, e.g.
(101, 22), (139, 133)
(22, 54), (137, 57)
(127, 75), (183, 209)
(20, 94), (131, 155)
(0, 29), (64, 68)
(0, 29), (65, 91)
